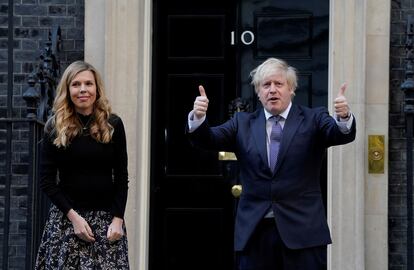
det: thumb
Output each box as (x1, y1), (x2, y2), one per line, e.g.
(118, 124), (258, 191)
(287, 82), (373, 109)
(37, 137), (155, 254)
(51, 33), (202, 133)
(107, 226), (112, 238)
(86, 224), (94, 237)
(338, 82), (347, 97)
(199, 85), (207, 97)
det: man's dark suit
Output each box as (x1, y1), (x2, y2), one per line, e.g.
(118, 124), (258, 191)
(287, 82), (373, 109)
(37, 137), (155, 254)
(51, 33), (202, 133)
(188, 104), (356, 252)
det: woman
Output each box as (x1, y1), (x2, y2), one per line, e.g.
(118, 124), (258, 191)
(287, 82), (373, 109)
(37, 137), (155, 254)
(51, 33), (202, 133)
(35, 61), (129, 269)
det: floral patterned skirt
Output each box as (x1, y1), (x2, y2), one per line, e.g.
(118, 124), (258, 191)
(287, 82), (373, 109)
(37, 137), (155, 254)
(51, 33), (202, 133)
(35, 204), (129, 270)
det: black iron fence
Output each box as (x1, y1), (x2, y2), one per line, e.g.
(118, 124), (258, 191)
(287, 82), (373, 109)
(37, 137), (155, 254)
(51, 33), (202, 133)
(0, 117), (48, 269)
(1, 26), (61, 270)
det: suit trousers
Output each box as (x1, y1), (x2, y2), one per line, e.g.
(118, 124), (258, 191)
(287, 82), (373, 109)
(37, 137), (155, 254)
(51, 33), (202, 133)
(237, 218), (327, 270)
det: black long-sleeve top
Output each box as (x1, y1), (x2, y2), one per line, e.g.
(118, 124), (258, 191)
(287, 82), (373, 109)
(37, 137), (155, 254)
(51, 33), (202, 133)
(40, 113), (129, 218)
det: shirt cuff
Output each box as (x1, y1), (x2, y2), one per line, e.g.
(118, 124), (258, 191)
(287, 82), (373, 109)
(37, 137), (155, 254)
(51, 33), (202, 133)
(334, 113), (354, 134)
(188, 111), (206, 133)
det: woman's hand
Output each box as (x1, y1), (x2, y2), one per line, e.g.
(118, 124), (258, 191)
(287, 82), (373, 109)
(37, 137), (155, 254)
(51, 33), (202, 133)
(67, 209), (95, 242)
(107, 217), (124, 243)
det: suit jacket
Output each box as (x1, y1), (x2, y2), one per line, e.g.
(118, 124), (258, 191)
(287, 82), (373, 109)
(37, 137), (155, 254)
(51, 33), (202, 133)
(187, 104), (356, 251)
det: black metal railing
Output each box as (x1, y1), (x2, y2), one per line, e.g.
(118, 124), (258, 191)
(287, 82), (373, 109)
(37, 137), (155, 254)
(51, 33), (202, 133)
(1, 26), (61, 270)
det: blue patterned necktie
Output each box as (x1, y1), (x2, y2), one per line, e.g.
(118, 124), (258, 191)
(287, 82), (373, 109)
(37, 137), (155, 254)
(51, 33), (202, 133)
(269, 115), (283, 172)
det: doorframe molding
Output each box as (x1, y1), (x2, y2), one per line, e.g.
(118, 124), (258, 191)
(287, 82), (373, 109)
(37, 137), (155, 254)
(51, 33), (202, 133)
(327, 0), (366, 267)
(85, 0), (152, 269)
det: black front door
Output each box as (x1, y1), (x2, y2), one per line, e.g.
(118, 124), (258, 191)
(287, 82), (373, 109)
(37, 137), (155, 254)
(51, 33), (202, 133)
(150, 1), (329, 269)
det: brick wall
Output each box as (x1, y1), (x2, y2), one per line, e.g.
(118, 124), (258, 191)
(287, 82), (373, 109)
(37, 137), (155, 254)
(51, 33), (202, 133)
(0, 0), (84, 269)
(390, 0), (413, 269)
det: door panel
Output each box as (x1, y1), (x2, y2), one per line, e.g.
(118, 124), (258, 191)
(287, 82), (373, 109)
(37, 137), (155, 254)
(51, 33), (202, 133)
(163, 208), (226, 269)
(151, 1), (329, 269)
(151, 1), (236, 269)
(238, 0), (329, 109)
(166, 74), (225, 176)
(168, 15), (226, 58)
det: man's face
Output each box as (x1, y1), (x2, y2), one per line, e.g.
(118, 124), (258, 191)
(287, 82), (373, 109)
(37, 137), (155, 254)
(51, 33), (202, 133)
(257, 72), (294, 115)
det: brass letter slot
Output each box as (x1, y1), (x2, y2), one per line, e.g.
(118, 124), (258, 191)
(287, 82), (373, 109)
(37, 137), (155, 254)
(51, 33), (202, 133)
(368, 135), (384, 174)
(218, 151), (237, 161)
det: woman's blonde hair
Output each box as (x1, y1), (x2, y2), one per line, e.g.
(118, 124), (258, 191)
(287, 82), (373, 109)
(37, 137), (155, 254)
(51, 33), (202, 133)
(48, 60), (113, 147)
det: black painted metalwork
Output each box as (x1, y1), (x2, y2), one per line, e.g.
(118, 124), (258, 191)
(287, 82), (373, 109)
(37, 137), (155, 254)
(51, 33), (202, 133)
(401, 14), (414, 270)
(0, 117), (46, 270)
(36, 26), (61, 122)
(1, 24), (60, 269)
(228, 97), (250, 118)
(22, 83), (42, 270)
(21, 26), (61, 270)
(24, 75), (40, 119)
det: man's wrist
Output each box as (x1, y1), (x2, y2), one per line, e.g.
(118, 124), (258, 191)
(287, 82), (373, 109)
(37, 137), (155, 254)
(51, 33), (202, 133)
(337, 112), (351, 121)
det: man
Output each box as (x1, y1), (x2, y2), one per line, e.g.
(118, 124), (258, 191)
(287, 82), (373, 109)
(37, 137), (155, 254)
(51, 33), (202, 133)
(187, 58), (356, 270)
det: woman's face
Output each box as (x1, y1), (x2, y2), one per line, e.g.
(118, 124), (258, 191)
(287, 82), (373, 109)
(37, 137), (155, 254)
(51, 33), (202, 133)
(69, 70), (97, 115)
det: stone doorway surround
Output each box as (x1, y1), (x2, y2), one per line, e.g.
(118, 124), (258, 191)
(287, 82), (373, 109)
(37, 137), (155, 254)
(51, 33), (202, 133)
(85, 0), (390, 269)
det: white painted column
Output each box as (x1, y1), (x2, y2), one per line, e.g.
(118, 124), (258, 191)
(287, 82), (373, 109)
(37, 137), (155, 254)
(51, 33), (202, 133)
(328, 0), (367, 269)
(328, 0), (390, 269)
(85, 0), (152, 269)
(364, 0), (390, 269)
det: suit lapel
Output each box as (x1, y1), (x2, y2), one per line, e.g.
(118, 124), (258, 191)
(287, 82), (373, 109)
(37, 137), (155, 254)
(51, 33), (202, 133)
(250, 110), (269, 170)
(274, 105), (303, 174)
